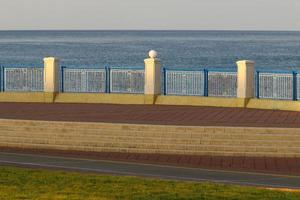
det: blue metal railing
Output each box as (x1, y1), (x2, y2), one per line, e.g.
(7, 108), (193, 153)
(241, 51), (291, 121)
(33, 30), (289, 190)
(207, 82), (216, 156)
(163, 68), (205, 96)
(163, 67), (237, 98)
(109, 67), (145, 94)
(1, 64), (300, 102)
(255, 69), (298, 101)
(60, 66), (144, 94)
(208, 68), (237, 97)
(0, 66), (44, 92)
(61, 66), (106, 93)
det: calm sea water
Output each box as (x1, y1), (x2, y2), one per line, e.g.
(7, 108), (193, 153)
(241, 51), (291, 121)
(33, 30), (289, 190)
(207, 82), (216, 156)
(0, 30), (300, 70)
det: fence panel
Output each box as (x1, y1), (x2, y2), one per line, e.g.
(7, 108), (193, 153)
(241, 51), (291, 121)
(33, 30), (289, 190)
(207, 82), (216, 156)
(164, 70), (204, 96)
(208, 71), (237, 97)
(62, 68), (106, 93)
(110, 68), (144, 94)
(257, 72), (293, 100)
(3, 67), (44, 92)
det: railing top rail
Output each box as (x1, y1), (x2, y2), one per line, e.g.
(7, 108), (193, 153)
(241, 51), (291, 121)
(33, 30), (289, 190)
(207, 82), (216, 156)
(1, 66), (44, 69)
(163, 67), (236, 72)
(256, 69), (297, 74)
(163, 67), (204, 71)
(207, 68), (236, 72)
(255, 66), (300, 73)
(109, 66), (144, 70)
(61, 66), (106, 70)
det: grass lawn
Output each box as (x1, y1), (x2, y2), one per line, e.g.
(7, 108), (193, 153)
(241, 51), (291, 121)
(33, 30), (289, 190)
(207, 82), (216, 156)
(0, 166), (299, 200)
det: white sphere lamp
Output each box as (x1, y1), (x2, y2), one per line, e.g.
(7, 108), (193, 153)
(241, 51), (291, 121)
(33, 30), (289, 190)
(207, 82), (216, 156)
(148, 50), (158, 59)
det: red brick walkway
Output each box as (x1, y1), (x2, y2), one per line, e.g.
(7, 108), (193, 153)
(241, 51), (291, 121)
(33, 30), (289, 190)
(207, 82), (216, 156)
(0, 102), (300, 127)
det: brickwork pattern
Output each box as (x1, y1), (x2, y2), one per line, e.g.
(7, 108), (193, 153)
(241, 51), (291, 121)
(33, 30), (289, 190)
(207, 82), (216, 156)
(1, 103), (300, 128)
(1, 119), (300, 158)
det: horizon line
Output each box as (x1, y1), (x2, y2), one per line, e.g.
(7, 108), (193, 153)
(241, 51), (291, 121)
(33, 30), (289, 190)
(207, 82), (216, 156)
(0, 29), (300, 32)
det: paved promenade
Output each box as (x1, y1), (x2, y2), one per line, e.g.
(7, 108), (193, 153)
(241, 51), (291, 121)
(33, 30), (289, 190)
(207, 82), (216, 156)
(0, 102), (300, 176)
(0, 102), (300, 128)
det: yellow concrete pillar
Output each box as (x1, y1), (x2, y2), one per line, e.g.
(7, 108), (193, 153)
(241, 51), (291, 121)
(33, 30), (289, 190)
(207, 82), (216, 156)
(144, 50), (161, 104)
(236, 60), (255, 106)
(43, 57), (60, 103)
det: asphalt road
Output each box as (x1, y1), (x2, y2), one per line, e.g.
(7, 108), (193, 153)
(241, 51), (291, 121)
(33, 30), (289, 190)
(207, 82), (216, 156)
(0, 152), (300, 189)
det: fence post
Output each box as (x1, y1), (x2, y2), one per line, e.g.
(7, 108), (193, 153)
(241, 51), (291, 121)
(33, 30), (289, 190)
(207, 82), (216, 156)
(204, 69), (209, 97)
(43, 57), (60, 103)
(256, 71), (260, 98)
(60, 66), (65, 93)
(144, 50), (161, 104)
(236, 60), (255, 107)
(163, 68), (167, 95)
(105, 66), (111, 93)
(293, 71), (297, 101)
(0, 66), (4, 92)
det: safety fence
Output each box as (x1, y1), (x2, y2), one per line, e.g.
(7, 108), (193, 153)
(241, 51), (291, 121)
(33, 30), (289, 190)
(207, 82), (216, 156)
(255, 70), (299, 100)
(61, 67), (106, 93)
(1, 65), (300, 102)
(163, 68), (237, 97)
(109, 67), (144, 94)
(61, 66), (145, 94)
(0, 66), (44, 92)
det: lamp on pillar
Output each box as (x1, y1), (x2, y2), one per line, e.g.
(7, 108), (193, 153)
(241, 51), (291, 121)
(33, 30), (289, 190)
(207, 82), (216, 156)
(144, 50), (161, 104)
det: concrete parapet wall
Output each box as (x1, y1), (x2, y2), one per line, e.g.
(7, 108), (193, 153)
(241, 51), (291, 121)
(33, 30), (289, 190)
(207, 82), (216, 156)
(0, 92), (46, 103)
(1, 92), (300, 112)
(0, 119), (300, 158)
(247, 98), (300, 112)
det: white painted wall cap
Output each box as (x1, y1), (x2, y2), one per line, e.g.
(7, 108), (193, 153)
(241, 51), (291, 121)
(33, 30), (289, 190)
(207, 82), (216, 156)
(43, 57), (58, 61)
(236, 60), (255, 64)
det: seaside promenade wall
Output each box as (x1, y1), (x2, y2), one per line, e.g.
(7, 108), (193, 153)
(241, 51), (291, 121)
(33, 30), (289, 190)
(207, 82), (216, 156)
(1, 119), (300, 158)
(1, 92), (300, 111)
(0, 51), (300, 158)
(0, 51), (300, 111)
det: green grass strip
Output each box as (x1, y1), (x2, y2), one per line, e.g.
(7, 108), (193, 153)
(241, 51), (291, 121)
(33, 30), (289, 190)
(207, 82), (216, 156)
(0, 166), (299, 200)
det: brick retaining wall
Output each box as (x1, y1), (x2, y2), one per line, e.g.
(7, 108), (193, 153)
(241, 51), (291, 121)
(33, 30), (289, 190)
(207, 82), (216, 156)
(0, 119), (299, 157)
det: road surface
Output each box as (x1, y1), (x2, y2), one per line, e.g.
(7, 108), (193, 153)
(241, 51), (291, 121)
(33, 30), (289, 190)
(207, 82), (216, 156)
(0, 152), (299, 189)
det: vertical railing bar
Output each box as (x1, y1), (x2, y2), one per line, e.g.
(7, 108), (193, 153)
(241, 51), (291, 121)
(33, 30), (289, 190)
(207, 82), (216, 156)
(106, 66), (111, 93)
(0, 66), (3, 92)
(163, 68), (167, 95)
(293, 71), (297, 101)
(61, 66), (65, 93)
(204, 69), (208, 97)
(2, 67), (5, 92)
(256, 71), (260, 99)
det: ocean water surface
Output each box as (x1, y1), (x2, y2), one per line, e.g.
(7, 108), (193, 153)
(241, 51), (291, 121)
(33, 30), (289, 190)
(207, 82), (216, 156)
(0, 30), (300, 70)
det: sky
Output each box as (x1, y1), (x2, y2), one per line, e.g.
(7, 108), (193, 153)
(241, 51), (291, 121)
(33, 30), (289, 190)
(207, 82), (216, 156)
(0, 0), (299, 30)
